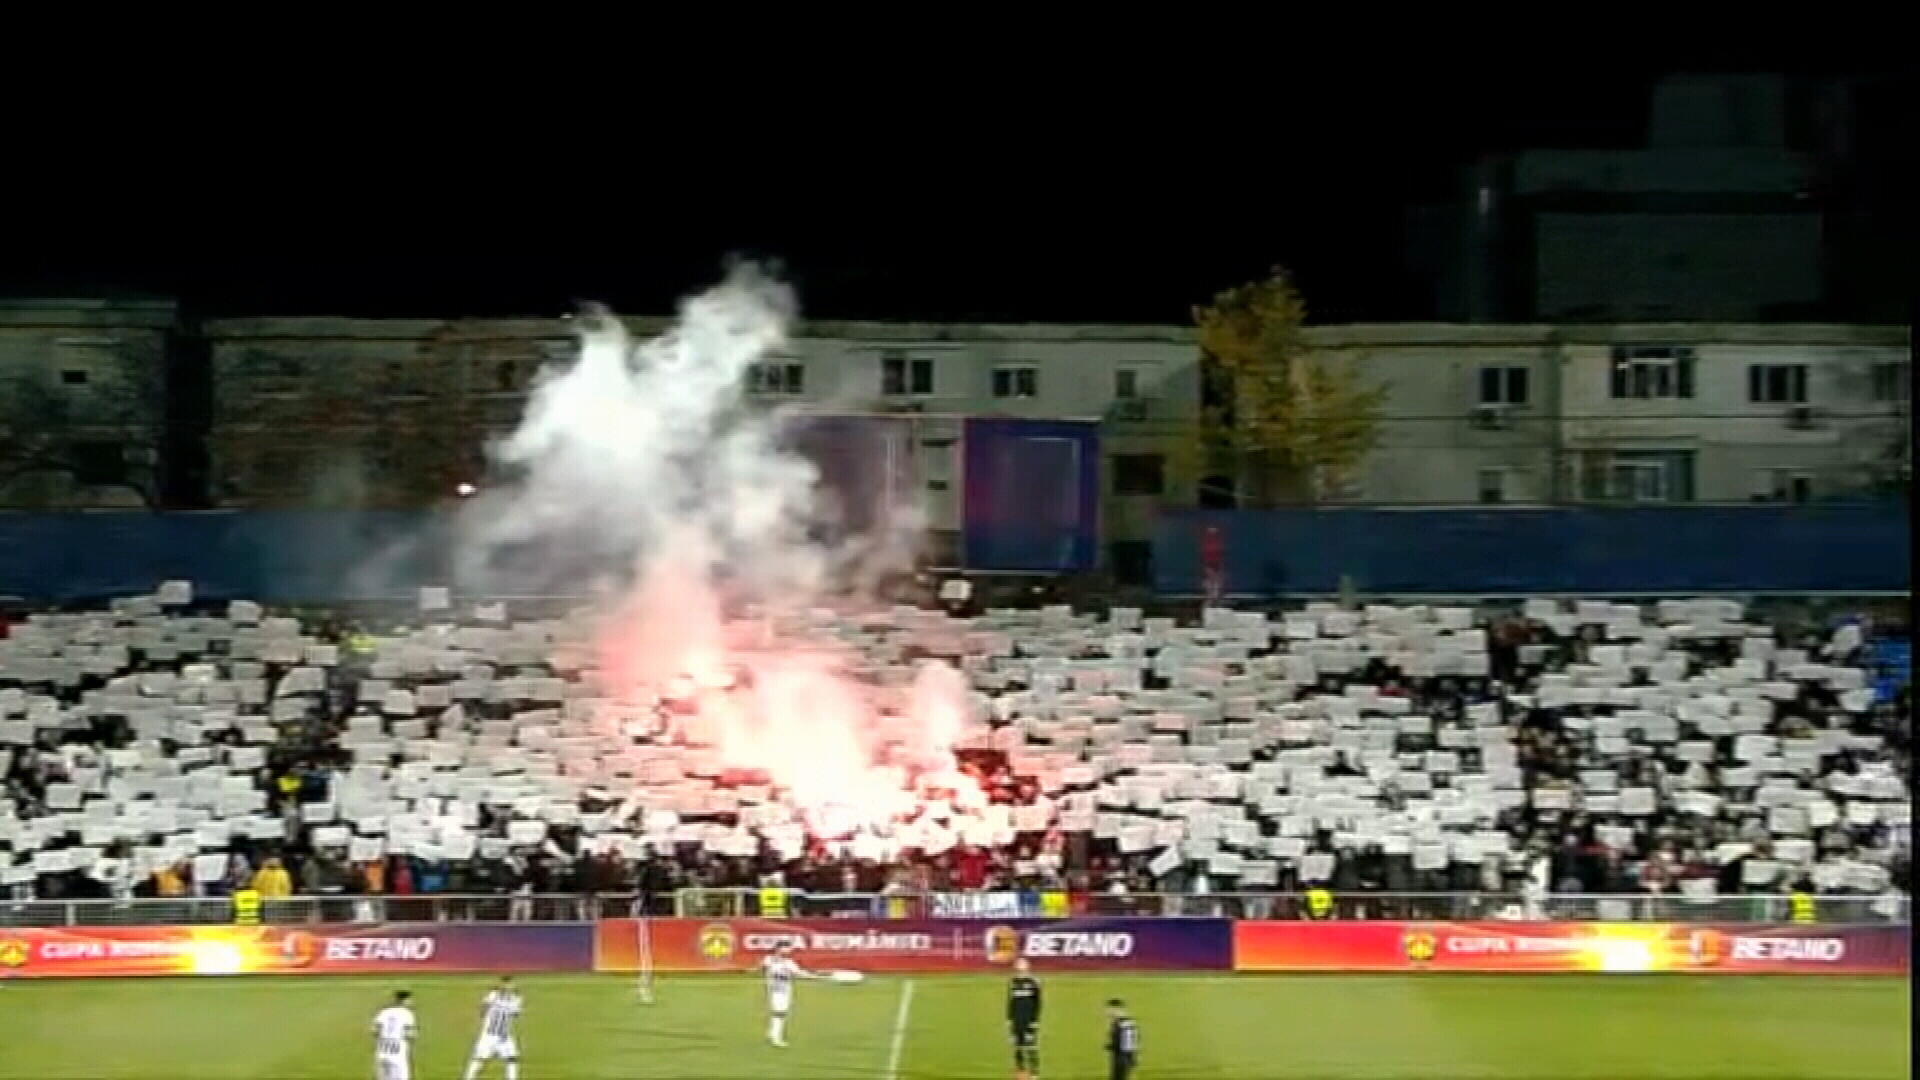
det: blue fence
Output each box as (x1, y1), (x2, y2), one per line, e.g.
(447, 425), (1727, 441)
(961, 418), (1100, 574)
(1, 414), (1101, 600)
(0, 512), (456, 604)
(1153, 505), (1912, 596)
(6, 502), (1905, 605)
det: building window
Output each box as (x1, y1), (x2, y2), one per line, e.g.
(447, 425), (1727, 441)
(1477, 467), (1508, 504)
(71, 441), (128, 486)
(1748, 363), (1809, 404)
(1197, 474), (1237, 508)
(1584, 450), (1695, 503)
(60, 369), (89, 386)
(882, 351), (934, 396)
(1114, 368), (1140, 400)
(1870, 361), (1910, 403)
(1478, 366), (1530, 405)
(1753, 469), (1814, 503)
(1112, 453), (1166, 496)
(382, 361), (420, 398)
(1109, 540), (1152, 586)
(991, 366), (1039, 399)
(749, 361), (805, 395)
(1609, 346), (1696, 400)
(1607, 462), (1673, 503)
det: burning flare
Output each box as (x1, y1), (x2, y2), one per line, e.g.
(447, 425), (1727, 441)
(463, 266), (986, 845)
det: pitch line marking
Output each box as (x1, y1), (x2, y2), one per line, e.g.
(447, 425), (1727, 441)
(884, 978), (916, 1080)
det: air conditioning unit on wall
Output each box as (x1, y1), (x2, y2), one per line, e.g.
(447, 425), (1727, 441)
(1470, 404), (1512, 431)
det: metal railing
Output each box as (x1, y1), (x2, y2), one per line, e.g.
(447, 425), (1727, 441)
(0, 893), (637, 928)
(0, 890), (1905, 928)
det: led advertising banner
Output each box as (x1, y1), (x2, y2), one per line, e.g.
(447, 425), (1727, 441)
(1233, 921), (1911, 974)
(0, 923), (592, 979)
(596, 917), (1233, 973)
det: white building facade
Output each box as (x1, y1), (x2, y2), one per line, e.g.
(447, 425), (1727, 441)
(739, 320), (1910, 518)
(12, 306), (1900, 566)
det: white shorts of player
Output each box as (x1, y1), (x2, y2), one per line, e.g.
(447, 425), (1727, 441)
(768, 990), (793, 1016)
(376, 1055), (412, 1080)
(473, 1034), (520, 1062)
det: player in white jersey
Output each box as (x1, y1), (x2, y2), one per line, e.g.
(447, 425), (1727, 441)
(762, 943), (826, 1047)
(371, 990), (418, 1080)
(463, 976), (523, 1080)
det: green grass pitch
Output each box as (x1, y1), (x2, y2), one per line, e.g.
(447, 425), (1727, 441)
(1, 973), (1907, 1079)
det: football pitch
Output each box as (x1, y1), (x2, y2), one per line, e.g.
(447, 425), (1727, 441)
(2, 973), (1908, 1079)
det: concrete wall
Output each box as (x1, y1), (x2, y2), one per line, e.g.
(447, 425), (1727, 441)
(1535, 213), (1823, 321)
(1312, 332), (1559, 505)
(205, 317), (571, 508)
(0, 298), (175, 509)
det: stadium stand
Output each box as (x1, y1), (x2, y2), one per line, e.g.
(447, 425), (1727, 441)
(1, 589), (1909, 923)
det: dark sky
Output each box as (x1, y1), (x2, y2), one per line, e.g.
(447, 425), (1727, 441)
(6, 42), (1905, 326)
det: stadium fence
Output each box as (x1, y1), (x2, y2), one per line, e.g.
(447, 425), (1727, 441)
(0, 891), (1905, 928)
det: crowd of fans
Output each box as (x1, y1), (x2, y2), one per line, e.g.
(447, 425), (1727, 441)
(2, 592), (1910, 921)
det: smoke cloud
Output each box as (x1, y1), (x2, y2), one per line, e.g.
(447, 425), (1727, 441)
(452, 265), (982, 846)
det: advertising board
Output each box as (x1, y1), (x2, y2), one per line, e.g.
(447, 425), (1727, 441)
(6, 918), (1898, 979)
(0, 923), (591, 979)
(596, 917), (1232, 973)
(1233, 921), (1911, 974)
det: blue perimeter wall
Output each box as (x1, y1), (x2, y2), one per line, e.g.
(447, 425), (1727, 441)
(3, 502), (1904, 603)
(0, 512), (458, 604)
(1154, 504), (1911, 596)
(962, 418), (1100, 574)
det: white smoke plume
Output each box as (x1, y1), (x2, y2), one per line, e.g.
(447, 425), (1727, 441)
(451, 265), (983, 844)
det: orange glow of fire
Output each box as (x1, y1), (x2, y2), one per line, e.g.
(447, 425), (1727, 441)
(593, 608), (985, 842)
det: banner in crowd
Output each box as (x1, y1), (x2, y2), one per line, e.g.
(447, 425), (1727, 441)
(0, 924), (592, 979)
(927, 892), (1071, 918)
(596, 917), (1233, 973)
(1234, 921), (1911, 974)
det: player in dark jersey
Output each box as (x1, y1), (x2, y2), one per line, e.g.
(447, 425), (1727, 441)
(1006, 957), (1042, 1079)
(1105, 998), (1138, 1080)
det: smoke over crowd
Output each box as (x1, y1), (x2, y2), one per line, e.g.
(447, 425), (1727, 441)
(451, 266), (985, 846)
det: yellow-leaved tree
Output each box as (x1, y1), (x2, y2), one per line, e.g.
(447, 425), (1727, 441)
(1183, 268), (1386, 506)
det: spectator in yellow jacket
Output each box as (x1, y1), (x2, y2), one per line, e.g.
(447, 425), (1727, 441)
(253, 857), (294, 899)
(153, 862), (187, 898)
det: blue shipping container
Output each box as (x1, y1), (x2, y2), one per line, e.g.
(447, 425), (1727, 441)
(962, 418), (1099, 573)
(1154, 504), (1911, 596)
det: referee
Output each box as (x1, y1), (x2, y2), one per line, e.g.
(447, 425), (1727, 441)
(1105, 999), (1139, 1080)
(1007, 957), (1042, 1079)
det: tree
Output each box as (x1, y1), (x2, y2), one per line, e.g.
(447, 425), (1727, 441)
(207, 324), (495, 508)
(0, 340), (163, 508)
(1182, 269), (1386, 506)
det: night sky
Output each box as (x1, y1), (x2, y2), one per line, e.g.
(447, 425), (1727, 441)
(7, 44), (1907, 326)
